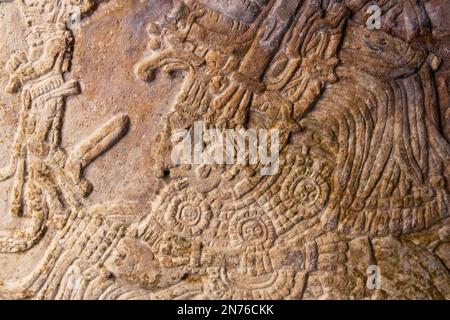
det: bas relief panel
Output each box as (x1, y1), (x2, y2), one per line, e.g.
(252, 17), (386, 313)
(0, 0), (449, 299)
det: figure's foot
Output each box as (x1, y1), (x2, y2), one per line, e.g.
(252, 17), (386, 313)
(73, 178), (93, 198)
(65, 160), (93, 198)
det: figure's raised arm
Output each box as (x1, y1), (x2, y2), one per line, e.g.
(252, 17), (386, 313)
(6, 35), (68, 93)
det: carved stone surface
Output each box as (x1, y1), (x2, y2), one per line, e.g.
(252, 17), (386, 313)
(0, 0), (449, 300)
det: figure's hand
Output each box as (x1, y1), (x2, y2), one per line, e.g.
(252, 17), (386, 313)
(6, 75), (21, 94)
(5, 50), (27, 73)
(210, 81), (252, 129)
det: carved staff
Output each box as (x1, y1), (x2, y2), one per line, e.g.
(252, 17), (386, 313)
(240, 0), (303, 79)
(211, 0), (303, 127)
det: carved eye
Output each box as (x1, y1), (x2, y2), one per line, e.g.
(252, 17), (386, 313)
(362, 33), (387, 52)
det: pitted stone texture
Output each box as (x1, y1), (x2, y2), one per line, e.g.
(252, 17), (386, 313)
(0, 0), (449, 300)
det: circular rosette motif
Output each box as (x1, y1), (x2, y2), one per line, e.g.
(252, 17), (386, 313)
(290, 176), (321, 207)
(281, 154), (330, 219)
(165, 189), (212, 238)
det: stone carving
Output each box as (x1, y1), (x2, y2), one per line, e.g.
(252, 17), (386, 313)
(0, 0), (137, 299)
(0, 0), (449, 299)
